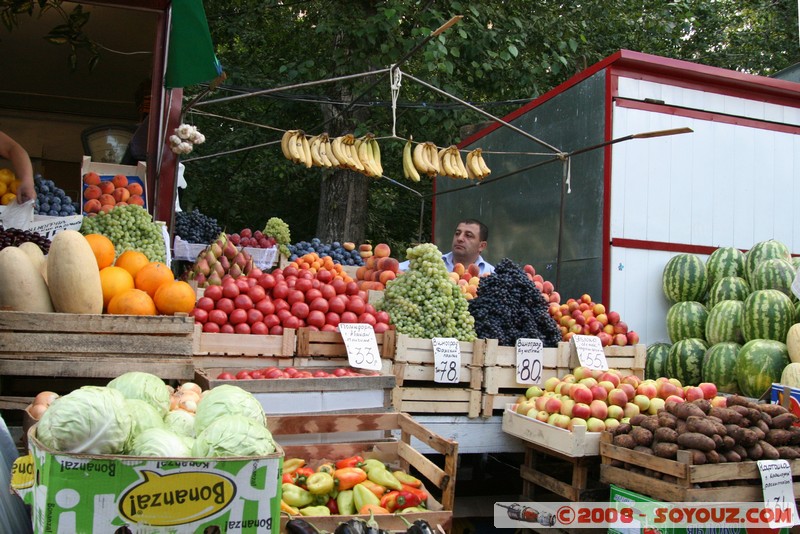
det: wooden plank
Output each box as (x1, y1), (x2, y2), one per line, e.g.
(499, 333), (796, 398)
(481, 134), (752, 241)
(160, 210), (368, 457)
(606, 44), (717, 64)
(0, 310), (194, 334)
(0, 332), (193, 356)
(193, 325), (296, 357)
(191, 355), (291, 369)
(0, 396), (34, 410)
(295, 328), (396, 359)
(194, 367), (395, 392)
(482, 392), (523, 418)
(394, 334), (478, 365)
(394, 363), (481, 387)
(599, 434), (688, 478)
(503, 407), (600, 457)
(521, 463), (579, 501)
(268, 412), (401, 435)
(0, 358), (194, 380)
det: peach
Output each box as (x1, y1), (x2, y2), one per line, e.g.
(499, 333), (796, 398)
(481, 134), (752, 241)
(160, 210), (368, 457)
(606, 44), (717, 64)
(593, 303), (606, 315)
(83, 198), (101, 213)
(598, 380), (616, 393)
(544, 396), (562, 414)
(624, 402), (641, 419)
(568, 418), (588, 431)
(359, 250), (373, 259)
(711, 396), (727, 408)
(614, 333), (628, 346)
(600, 372), (621, 388)
(553, 414), (571, 429)
(126, 182), (143, 196)
(544, 377), (561, 392)
(379, 270), (396, 285)
(549, 291), (561, 304)
(129, 195), (145, 207)
(516, 399), (536, 415)
(113, 187), (130, 203)
(535, 410), (550, 423)
(570, 384), (593, 405)
(560, 398), (576, 417)
(373, 243), (390, 258)
(112, 174), (128, 188)
(83, 184), (101, 200)
(614, 321), (629, 335)
(542, 281), (554, 294)
(607, 404), (625, 420)
(99, 193), (116, 206)
(83, 171), (101, 185)
(99, 180), (115, 194)
(590, 385), (608, 401)
(377, 257), (400, 272)
(453, 262), (466, 276)
(684, 386), (705, 402)
(647, 397), (666, 415)
(571, 402), (590, 419)
(619, 383), (636, 401)
(99, 203), (114, 213)
(626, 331), (640, 345)
(358, 244), (373, 252)
(607, 311), (621, 325)
(633, 394), (651, 412)
(467, 263), (480, 277)
(621, 375), (641, 389)
(636, 383), (658, 399)
(698, 382), (718, 400)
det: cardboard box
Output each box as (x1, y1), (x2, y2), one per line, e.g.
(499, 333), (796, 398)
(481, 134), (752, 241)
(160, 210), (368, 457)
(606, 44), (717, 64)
(12, 429), (283, 533)
(80, 156), (147, 214)
(771, 383), (800, 425)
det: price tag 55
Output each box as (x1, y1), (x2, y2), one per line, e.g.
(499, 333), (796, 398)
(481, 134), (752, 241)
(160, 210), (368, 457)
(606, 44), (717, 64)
(515, 338), (543, 385)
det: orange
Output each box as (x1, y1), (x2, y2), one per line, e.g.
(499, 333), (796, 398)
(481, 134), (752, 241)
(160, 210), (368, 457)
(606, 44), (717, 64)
(134, 261), (174, 298)
(154, 280), (197, 315)
(84, 233), (116, 270)
(9, 179), (20, 194)
(107, 288), (156, 315)
(0, 168), (14, 185)
(114, 250), (150, 278)
(1, 192), (15, 205)
(99, 266), (135, 310)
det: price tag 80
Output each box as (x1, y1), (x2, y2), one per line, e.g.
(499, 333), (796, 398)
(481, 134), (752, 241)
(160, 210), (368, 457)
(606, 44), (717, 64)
(515, 338), (543, 385)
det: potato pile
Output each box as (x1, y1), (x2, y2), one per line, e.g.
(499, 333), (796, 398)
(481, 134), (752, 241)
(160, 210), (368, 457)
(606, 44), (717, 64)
(610, 396), (800, 482)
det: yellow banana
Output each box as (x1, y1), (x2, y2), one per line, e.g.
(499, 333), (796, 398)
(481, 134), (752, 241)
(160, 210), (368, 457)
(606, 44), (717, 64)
(465, 150), (479, 180)
(355, 137), (374, 177)
(477, 149), (491, 176)
(300, 133), (312, 168)
(280, 130), (296, 160)
(317, 134), (333, 167)
(309, 135), (325, 167)
(287, 131), (303, 163)
(467, 149), (483, 179)
(439, 147), (454, 178)
(330, 136), (349, 168)
(452, 147), (468, 179)
(323, 136), (339, 167)
(425, 142), (440, 176)
(345, 135), (364, 172)
(412, 141), (430, 175)
(369, 138), (383, 176)
(403, 138), (420, 182)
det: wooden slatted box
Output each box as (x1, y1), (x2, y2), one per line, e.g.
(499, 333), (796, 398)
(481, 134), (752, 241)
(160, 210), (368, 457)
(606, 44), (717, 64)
(392, 334), (485, 418)
(192, 325), (297, 369)
(268, 412), (457, 533)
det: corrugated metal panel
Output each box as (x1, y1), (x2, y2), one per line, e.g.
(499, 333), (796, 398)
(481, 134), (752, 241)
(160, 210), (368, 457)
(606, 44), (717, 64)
(434, 71), (607, 299)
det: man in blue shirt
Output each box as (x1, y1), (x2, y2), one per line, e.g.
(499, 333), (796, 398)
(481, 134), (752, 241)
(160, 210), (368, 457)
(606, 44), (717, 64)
(399, 218), (495, 275)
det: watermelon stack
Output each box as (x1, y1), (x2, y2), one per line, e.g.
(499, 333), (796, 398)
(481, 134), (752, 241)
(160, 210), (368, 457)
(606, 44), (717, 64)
(742, 289), (794, 342)
(662, 254), (708, 304)
(735, 339), (790, 398)
(666, 338), (708, 386)
(705, 246), (746, 288)
(702, 341), (741, 394)
(645, 342), (671, 380)
(744, 239), (792, 282)
(750, 258), (796, 301)
(704, 300), (745, 345)
(706, 276), (750, 309)
(666, 301), (708, 343)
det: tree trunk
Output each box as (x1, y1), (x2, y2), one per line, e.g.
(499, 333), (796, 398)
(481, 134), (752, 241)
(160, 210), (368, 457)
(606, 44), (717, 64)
(316, 169), (369, 243)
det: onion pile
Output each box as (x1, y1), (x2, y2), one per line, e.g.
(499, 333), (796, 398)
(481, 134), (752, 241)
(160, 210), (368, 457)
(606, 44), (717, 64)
(28, 390), (59, 419)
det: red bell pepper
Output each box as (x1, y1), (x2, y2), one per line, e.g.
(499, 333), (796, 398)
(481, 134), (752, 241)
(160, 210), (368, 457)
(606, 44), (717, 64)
(380, 490), (422, 512)
(286, 466), (315, 489)
(326, 497), (339, 515)
(401, 483), (428, 502)
(335, 455), (365, 469)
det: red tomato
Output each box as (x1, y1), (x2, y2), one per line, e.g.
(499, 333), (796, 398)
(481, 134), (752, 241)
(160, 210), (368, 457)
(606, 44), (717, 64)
(222, 282), (240, 299)
(306, 325), (319, 331)
(283, 367), (298, 376)
(331, 279), (347, 295)
(235, 370), (252, 380)
(203, 322), (221, 333)
(310, 279), (321, 289)
(234, 294), (254, 311)
(283, 315), (302, 329)
(203, 285), (223, 301)
(333, 368), (348, 377)
(264, 314), (280, 329)
(340, 311), (358, 323)
(247, 308), (264, 325)
(250, 370), (264, 379)
(250, 321), (269, 335)
(320, 284), (336, 300)
(246, 277), (257, 288)
(325, 312), (341, 327)
(321, 324), (338, 332)
(196, 296), (215, 312)
(229, 308), (248, 325)
(365, 303), (376, 315)
(235, 278), (250, 292)
(291, 301), (310, 319)
(265, 368), (284, 379)
(255, 298), (275, 316)
(295, 278), (313, 293)
(272, 282), (289, 300)
(277, 309), (292, 322)
(283, 266), (299, 278)
(347, 297), (366, 315)
(269, 325), (284, 335)
(375, 311), (390, 324)
(247, 285), (267, 303)
(216, 372), (234, 380)
(234, 322), (251, 334)
(316, 269), (332, 284)
(305, 288), (322, 302)
(220, 324), (235, 333)
(208, 309), (228, 325)
(328, 296), (346, 315)
(358, 312), (377, 326)
(287, 290), (305, 305)
(307, 310), (326, 329)
(373, 322), (390, 333)
(191, 307), (208, 324)
(309, 297), (329, 313)
(313, 370), (329, 378)
(257, 273), (276, 290)
(215, 297), (235, 315)
(345, 281), (359, 295)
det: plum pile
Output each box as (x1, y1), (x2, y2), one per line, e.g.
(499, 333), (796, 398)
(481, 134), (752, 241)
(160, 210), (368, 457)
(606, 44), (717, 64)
(175, 209), (222, 244)
(0, 225), (51, 253)
(289, 238), (363, 266)
(468, 258), (562, 347)
(34, 175), (79, 216)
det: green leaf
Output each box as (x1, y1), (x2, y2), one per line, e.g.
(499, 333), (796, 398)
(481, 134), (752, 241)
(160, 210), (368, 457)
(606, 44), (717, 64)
(508, 44), (518, 57)
(449, 47), (460, 58)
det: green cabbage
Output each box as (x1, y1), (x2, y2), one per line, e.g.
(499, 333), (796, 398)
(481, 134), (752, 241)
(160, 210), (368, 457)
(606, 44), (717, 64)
(126, 399), (166, 439)
(194, 385), (266, 435)
(36, 386), (132, 454)
(164, 409), (196, 438)
(192, 415), (276, 458)
(107, 371), (170, 417)
(129, 428), (191, 457)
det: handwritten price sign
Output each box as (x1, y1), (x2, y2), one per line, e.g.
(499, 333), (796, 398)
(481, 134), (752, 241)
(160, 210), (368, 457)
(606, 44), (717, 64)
(338, 323), (382, 371)
(570, 335), (608, 371)
(432, 337), (461, 384)
(515, 338), (543, 385)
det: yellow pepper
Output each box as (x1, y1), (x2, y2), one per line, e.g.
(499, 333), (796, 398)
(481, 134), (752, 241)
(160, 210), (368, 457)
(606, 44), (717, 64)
(367, 466), (402, 491)
(299, 505), (331, 516)
(353, 482), (380, 511)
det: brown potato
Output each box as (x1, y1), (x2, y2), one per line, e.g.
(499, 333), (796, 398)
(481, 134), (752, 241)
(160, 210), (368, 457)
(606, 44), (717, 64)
(738, 428), (760, 448)
(732, 444), (748, 459)
(727, 395), (758, 409)
(692, 399), (712, 414)
(777, 446), (800, 460)
(746, 443), (764, 460)
(759, 440), (780, 460)
(722, 435), (736, 450)
(629, 414), (647, 427)
(653, 426), (678, 443)
(705, 450), (721, 463)
(613, 434), (637, 449)
(766, 429), (793, 447)
(722, 450), (742, 462)
(632, 427), (654, 447)
(677, 432), (716, 452)
(657, 411), (678, 429)
(614, 422), (632, 436)
(709, 407), (744, 426)
(634, 445), (654, 455)
(640, 416), (660, 433)
(684, 448), (707, 465)
(668, 401), (706, 420)
(686, 415), (717, 437)
(653, 442), (679, 459)
(770, 413), (798, 430)
(758, 403), (789, 417)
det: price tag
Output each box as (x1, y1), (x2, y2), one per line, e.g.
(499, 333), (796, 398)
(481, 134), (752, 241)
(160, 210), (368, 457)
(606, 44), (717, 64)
(338, 323), (382, 371)
(432, 337), (461, 384)
(515, 338), (543, 385)
(758, 460), (800, 528)
(570, 335), (608, 371)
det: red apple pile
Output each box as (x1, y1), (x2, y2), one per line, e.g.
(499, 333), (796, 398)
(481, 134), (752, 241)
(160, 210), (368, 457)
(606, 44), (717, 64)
(217, 366), (380, 380)
(356, 243), (399, 291)
(547, 294), (639, 346)
(522, 264), (561, 304)
(514, 367), (726, 433)
(228, 228), (277, 249)
(191, 263), (393, 335)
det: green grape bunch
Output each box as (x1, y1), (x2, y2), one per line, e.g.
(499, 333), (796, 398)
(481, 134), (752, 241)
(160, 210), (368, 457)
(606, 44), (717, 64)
(376, 243), (476, 341)
(80, 205), (166, 262)
(263, 217), (291, 258)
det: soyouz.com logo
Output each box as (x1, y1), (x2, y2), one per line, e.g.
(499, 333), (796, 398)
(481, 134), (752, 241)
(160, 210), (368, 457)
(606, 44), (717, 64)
(119, 470), (236, 526)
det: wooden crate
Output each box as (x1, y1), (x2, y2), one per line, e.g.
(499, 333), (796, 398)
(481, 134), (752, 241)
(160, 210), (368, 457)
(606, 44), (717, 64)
(191, 325), (296, 369)
(521, 441), (608, 502)
(393, 334), (485, 418)
(599, 431), (800, 502)
(481, 341), (646, 417)
(268, 412), (456, 533)
(194, 366), (395, 415)
(295, 327), (396, 359)
(502, 404), (601, 457)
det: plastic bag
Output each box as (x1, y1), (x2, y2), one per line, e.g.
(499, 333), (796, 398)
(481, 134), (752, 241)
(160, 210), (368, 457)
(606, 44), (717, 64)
(0, 198), (34, 230)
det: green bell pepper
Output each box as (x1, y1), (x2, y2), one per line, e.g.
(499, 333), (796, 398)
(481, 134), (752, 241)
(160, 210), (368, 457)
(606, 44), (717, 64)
(299, 505), (331, 516)
(336, 489), (356, 516)
(353, 482), (380, 511)
(400, 506), (429, 513)
(282, 483), (314, 508)
(367, 466), (403, 491)
(361, 459), (387, 473)
(306, 471), (335, 495)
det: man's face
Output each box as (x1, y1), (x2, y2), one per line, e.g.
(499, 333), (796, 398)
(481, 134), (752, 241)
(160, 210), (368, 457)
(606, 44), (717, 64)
(451, 222), (486, 261)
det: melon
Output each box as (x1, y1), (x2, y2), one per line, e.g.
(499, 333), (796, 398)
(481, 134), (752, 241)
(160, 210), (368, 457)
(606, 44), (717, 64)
(662, 254), (708, 303)
(787, 323), (800, 364)
(702, 342), (741, 394)
(0, 246), (54, 313)
(742, 289), (794, 342)
(666, 301), (707, 343)
(744, 239), (791, 283)
(750, 258), (796, 300)
(46, 230), (103, 314)
(706, 276), (750, 309)
(645, 342), (671, 380)
(780, 362), (800, 389)
(705, 246), (746, 288)
(666, 338), (708, 387)
(736, 339), (789, 399)
(704, 300), (745, 345)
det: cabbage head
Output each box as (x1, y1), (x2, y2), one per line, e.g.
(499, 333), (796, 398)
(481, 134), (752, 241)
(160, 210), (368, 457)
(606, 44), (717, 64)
(36, 386), (132, 454)
(126, 399), (166, 438)
(192, 415), (276, 458)
(194, 385), (266, 435)
(129, 428), (191, 457)
(164, 409), (196, 438)
(107, 371), (170, 417)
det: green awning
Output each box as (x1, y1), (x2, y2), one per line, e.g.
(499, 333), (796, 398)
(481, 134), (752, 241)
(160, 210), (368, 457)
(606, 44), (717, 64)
(165, 0), (222, 89)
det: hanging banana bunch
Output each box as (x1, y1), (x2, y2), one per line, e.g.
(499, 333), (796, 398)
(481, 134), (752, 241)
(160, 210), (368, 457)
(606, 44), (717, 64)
(282, 129), (383, 179)
(465, 148), (491, 180)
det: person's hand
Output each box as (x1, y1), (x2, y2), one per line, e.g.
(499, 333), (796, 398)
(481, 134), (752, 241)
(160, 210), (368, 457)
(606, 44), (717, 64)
(15, 180), (35, 203)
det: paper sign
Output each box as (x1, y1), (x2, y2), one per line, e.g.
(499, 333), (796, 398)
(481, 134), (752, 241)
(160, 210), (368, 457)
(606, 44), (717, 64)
(758, 460), (799, 528)
(432, 337), (461, 384)
(338, 323), (382, 371)
(570, 335), (608, 371)
(515, 338), (543, 385)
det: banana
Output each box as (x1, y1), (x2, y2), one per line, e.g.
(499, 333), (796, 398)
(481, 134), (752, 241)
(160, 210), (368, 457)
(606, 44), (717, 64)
(309, 135), (325, 167)
(452, 148), (468, 179)
(403, 139), (420, 182)
(280, 130), (296, 160)
(467, 149), (484, 179)
(323, 136), (339, 167)
(412, 141), (431, 175)
(330, 136), (349, 168)
(476, 149), (491, 176)
(344, 135), (364, 172)
(425, 142), (440, 176)
(465, 150), (479, 180)
(317, 134), (333, 167)
(300, 133), (312, 168)
(356, 136), (375, 177)
(287, 131), (303, 163)
(439, 147), (455, 178)
(369, 137), (383, 176)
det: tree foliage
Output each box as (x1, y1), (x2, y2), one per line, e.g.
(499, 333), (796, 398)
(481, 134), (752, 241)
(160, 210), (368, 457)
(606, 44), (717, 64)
(177, 0), (797, 253)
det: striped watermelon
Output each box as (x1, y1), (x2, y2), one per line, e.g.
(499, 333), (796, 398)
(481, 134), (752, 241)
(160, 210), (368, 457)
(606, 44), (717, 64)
(666, 338), (708, 386)
(735, 339), (790, 398)
(666, 301), (708, 343)
(645, 342), (671, 379)
(706, 276), (750, 309)
(793, 256), (800, 271)
(704, 300), (745, 345)
(706, 246), (746, 288)
(744, 239), (791, 283)
(662, 254), (708, 303)
(750, 258), (797, 300)
(702, 342), (741, 394)
(795, 300), (800, 324)
(742, 289), (794, 342)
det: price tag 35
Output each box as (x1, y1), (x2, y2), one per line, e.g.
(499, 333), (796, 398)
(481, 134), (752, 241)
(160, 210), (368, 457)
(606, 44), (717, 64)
(515, 338), (543, 385)
(432, 337), (461, 384)
(338, 323), (382, 371)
